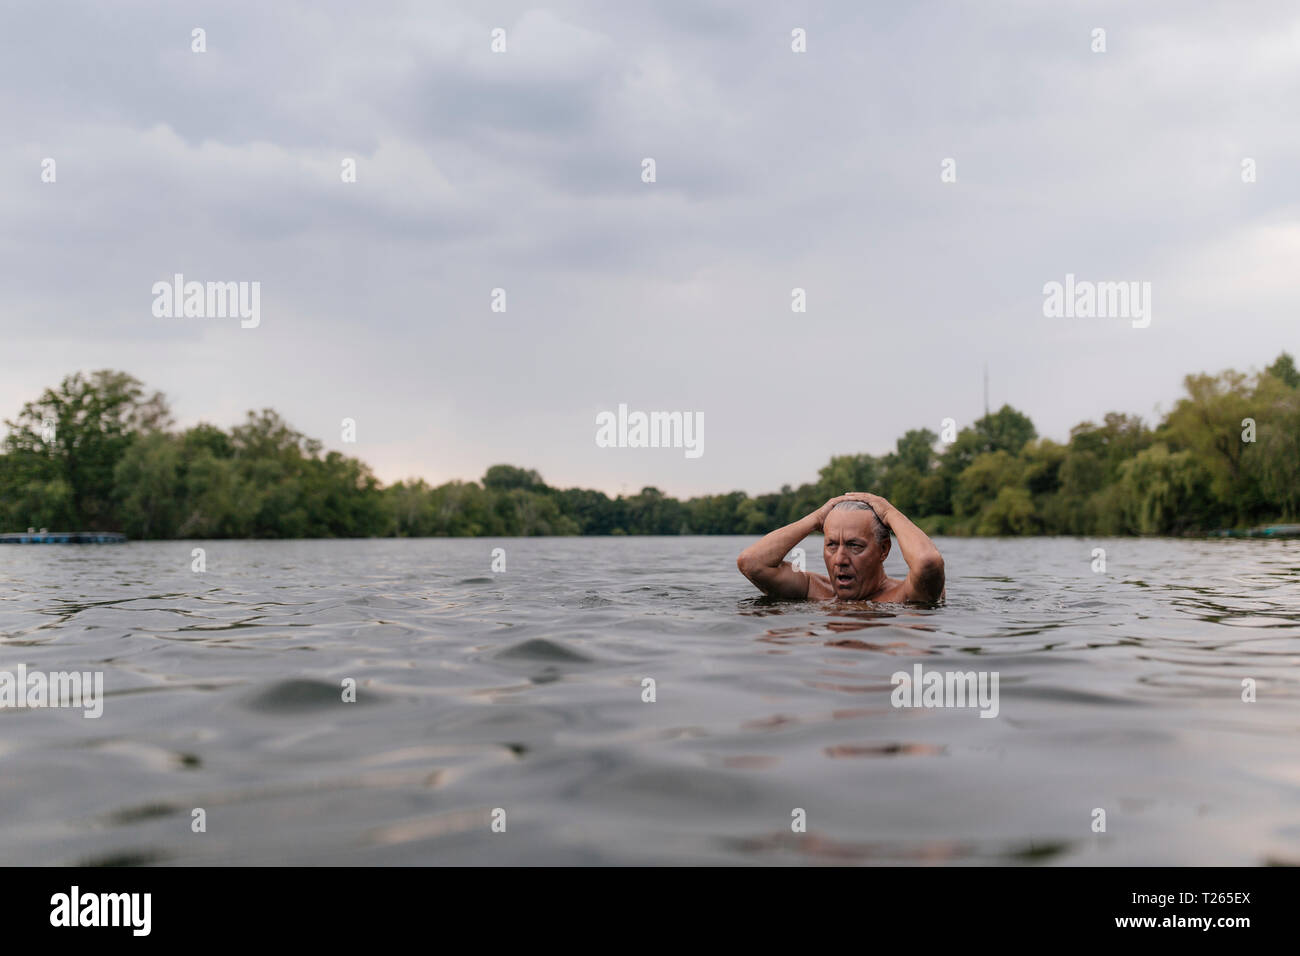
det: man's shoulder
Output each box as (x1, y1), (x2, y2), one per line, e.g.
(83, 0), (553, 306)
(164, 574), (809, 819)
(871, 576), (911, 602)
(804, 572), (835, 600)
(877, 575), (946, 604)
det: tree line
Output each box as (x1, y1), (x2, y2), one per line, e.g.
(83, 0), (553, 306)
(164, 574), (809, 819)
(2, 355), (1297, 539)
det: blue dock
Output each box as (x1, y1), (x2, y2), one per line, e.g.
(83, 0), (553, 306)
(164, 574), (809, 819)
(0, 531), (126, 544)
(1208, 524), (1300, 539)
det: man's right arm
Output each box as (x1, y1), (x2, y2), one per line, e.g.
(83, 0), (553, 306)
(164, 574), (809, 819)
(736, 497), (843, 598)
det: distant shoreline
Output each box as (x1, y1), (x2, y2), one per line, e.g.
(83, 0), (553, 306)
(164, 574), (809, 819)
(4, 357), (1298, 540)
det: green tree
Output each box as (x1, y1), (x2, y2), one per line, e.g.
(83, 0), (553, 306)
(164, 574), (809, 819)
(483, 465), (546, 492)
(974, 405), (1037, 456)
(554, 487), (621, 534)
(934, 406), (1036, 516)
(892, 428), (938, 472)
(113, 431), (181, 538)
(6, 357), (1300, 540)
(817, 454), (878, 498)
(2, 370), (170, 530)
(880, 428), (939, 515)
(1115, 444), (1215, 534)
(1246, 369), (1300, 520)
(1265, 351), (1300, 389)
(953, 451), (1027, 520)
(977, 486), (1036, 535)
(1161, 370), (1260, 523)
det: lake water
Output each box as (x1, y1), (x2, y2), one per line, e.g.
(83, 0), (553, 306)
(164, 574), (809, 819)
(1, 536), (1297, 865)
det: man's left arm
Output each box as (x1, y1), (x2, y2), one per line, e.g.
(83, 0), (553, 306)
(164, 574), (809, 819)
(859, 493), (945, 602)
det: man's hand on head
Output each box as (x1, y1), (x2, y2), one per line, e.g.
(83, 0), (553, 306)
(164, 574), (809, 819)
(814, 494), (855, 530)
(839, 492), (895, 526)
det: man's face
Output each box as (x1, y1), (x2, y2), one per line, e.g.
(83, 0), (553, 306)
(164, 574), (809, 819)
(823, 509), (887, 599)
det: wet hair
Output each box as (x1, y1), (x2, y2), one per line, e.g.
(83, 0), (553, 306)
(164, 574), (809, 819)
(830, 500), (890, 549)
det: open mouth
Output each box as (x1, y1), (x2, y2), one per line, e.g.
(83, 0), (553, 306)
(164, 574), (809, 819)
(835, 573), (854, 588)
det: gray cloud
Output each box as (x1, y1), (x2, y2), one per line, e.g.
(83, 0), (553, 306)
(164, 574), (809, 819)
(2, 0), (1298, 497)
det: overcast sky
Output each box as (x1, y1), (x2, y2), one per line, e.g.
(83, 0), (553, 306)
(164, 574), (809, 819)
(2, 0), (1297, 498)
